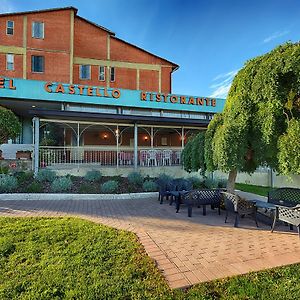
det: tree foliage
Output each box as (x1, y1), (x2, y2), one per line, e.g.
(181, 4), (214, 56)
(182, 132), (206, 175)
(206, 42), (300, 177)
(0, 106), (21, 144)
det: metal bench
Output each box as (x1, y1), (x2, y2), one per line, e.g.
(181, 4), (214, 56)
(177, 189), (222, 217)
(268, 188), (300, 237)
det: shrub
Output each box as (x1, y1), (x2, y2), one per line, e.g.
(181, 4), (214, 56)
(127, 172), (144, 186)
(84, 170), (102, 182)
(187, 176), (205, 189)
(204, 178), (219, 189)
(79, 183), (99, 194)
(26, 181), (43, 193)
(16, 171), (34, 184)
(101, 180), (118, 194)
(217, 178), (228, 188)
(51, 177), (72, 193)
(0, 175), (18, 192)
(142, 180), (158, 192)
(36, 169), (56, 183)
(0, 165), (9, 174)
(157, 173), (172, 184)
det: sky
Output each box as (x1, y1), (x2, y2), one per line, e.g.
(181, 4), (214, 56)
(1, 0), (300, 99)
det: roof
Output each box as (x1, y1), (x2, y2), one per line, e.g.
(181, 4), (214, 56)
(76, 15), (115, 36)
(0, 6), (78, 17)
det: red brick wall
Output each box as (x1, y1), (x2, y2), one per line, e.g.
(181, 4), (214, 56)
(161, 66), (172, 93)
(0, 15), (23, 47)
(26, 10), (71, 51)
(73, 64), (107, 86)
(139, 70), (159, 92)
(110, 67), (136, 90)
(0, 53), (23, 78)
(74, 17), (107, 59)
(27, 50), (70, 82)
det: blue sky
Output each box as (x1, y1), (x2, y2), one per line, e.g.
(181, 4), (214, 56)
(1, 0), (300, 98)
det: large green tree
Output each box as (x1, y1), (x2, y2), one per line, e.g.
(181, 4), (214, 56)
(205, 42), (300, 191)
(0, 106), (21, 144)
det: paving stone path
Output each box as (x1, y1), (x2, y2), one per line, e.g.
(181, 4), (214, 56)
(1, 197), (300, 289)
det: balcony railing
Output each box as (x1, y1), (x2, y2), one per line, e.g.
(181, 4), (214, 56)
(39, 146), (182, 168)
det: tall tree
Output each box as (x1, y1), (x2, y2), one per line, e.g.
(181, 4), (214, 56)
(205, 42), (300, 191)
(0, 106), (21, 144)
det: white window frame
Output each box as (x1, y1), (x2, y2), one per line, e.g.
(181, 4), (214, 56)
(80, 65), (91, 80)
(31, 55), (44, 73)
(32, 21), (44, 39)
(99, 66), (105, 81)
(6, 20), (14, 35)
(110, 67), (115, 82)
(6, 54), (14, 70)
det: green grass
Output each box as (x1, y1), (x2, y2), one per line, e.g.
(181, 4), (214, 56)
(235, 183), (273, 197)
(1, 217), (300, 299)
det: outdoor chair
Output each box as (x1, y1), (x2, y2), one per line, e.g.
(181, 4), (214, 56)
(222, 192), (258, 228)
(271, 205), (300, 237)
(158, 180), (176, 204)
(168, 179), (193, 207)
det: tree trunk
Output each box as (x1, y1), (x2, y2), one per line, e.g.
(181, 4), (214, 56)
(227, 169), (237, 193)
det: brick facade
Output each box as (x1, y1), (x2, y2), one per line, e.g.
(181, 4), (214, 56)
(0, 7), (177, 93)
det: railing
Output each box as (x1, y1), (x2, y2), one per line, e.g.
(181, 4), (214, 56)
(39, 146), (181, 167)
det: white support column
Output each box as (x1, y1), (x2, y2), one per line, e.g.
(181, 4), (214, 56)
(134, 123), (138, 169)
(151, 126), (154, 149)
(181, 127), (185, 149)
(33, 117), (40, 176)
(116, 125), (119, 169)
(77, 122), (80, 168)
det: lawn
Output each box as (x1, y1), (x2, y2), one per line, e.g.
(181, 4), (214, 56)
(235, 183), (273, 197)
(1, 217), (300, 300)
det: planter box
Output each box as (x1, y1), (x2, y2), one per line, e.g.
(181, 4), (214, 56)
(16, 151), (32, 160)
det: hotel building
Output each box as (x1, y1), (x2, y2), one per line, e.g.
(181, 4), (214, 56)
(0, 7), (225, 176)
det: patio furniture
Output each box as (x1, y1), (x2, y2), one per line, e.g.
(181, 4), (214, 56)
(146, 150), (157, 166)
(162, 150), (172, 166)
(222, 192), (258, 227)
(271, 205), (300, 237)
(158, 180), (176, 204)
(168, 179), (193, 206)
(178, 189), (222, 217)
(268, 187), (300, 232)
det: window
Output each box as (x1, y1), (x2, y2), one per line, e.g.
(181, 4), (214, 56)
(99, 66), (105, 81)
(6, 20), (14, 35)
(110, 67), (115, 82)
(32, 21), (44, 39)
(6, 54), (14, 70)
(31, 56), (44, 73)
(80, 65), (91, 80)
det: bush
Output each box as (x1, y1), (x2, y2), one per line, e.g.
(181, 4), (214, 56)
(101, 180), (118, 194)
(0, 175), (18, 192)
(84, 170), (102, 182)
(79, 183), (99, 194)
(0, 165), (9, 174)
(16, 171), (34, 184)
(217, 178), (228, 188)
(127, 172), (144, 186)
(51, 177), (72, 192)
(142, 180), (158, 192)
(26, 181), (43, 193)
(36, 169), (56, 183)
(204, 178), (219, 189)
(157, 173), (172, 184)
(187, 176), (205, 189)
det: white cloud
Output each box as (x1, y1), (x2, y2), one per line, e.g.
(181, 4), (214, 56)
(0, 0), (16, 13)
(263, 30), (289, 43)
(209, 69), (238, 99)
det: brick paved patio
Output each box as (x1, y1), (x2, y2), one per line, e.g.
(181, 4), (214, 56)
(1, 197), (300, 289)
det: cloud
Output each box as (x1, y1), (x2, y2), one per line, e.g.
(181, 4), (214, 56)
(263, 30), (289, 43)
(0, 0), (16, 13)
(209, 70), (238, 99)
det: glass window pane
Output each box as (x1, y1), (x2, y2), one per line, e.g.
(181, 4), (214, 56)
(80, 65), (90, 79)
(99, 66), (105, 81)
(110, 67), (115, 82)
(6, 20), (14, 35)
(31, 56), (44, 72)
(6, 54), (14, 70)
(32, 22), (44, 38)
